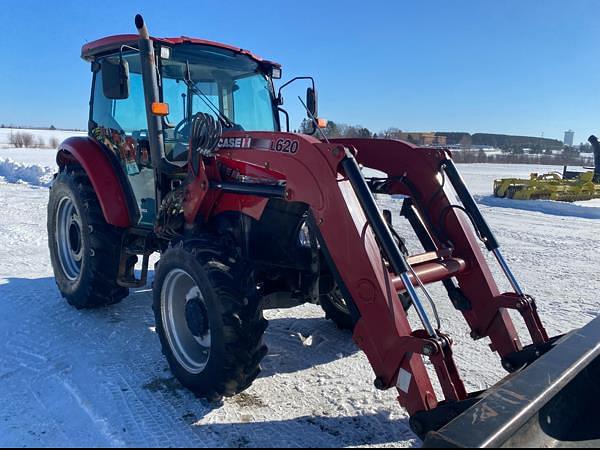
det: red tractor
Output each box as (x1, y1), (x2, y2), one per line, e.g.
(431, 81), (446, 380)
(48, 15), (599, 446)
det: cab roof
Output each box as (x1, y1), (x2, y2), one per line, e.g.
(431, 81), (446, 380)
(81, 34), (280, 68)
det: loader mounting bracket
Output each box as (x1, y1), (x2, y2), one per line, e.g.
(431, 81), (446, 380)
(501, 334), (564, 373)
(409, 392), (484, 440)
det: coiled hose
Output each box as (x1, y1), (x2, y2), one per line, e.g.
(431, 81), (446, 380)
(190, 112), (223, 157)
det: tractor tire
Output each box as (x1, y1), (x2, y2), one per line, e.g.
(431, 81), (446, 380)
(320, 287), (412, 331)
(320, 288), (357, 331)
(506, 186), (523, 200)
(48, 167), (129, 309)
(153, 237), (268, 401)
(493, 185), (506, 198)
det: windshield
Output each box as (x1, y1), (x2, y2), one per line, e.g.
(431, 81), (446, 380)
(160, 44), (278, 161)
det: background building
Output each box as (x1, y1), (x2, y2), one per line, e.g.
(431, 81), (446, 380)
(397, 132), (447, 146)
(564, 130), (575, 147)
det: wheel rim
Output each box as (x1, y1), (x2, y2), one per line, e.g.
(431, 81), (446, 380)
(161, 269), (211, 374)
(55, 196), (84, 281)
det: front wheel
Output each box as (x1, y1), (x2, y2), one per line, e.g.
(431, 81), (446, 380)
(320, 288), (357, 331)
(153, 238), (268, 400)
(320, 287), (412, 332)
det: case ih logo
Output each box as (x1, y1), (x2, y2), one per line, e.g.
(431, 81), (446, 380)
(218, 137), (300, 154)
(218, 137), (252, 149)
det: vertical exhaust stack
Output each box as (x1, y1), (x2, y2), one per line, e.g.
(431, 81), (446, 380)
(588, 135), (600, 183)
(135, 14), (165, 178)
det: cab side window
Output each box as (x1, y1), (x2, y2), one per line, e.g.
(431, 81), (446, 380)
(90, 53), (156, 227)
(92, 54), (146, 134)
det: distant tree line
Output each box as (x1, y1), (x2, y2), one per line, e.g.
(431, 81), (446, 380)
(0, 124), (84, 132)
(438, 132), (564, 151)
(298, 120), (590, 165)
(8, 131), (59, 149)
(453, 148), (593, 166)
(299, 121), (565, 150)
(298, 119), (374, 138)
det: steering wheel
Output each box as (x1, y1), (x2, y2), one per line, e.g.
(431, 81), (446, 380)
(173, 118), (192, 141)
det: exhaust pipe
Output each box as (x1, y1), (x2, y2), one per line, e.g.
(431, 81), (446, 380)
(588, 135), (600, 183)
(135, 14), (171, 188)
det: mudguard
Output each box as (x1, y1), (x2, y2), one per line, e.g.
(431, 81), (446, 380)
(56, 136), (139, 228)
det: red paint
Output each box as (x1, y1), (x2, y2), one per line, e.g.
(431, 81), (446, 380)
(332, 138), (525, 359)
(57, 137), (132, 228)
(217, 156), (286, 182)
(81, 34), (280, 68)
(197, 131), (440, 413)
(210, 194), (269, 222)
(392, 258), (467, 292)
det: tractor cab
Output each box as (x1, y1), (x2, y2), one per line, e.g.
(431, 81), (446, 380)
(82, 34), (283, 226)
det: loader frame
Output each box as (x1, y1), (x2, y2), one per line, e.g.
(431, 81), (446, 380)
(206, 132), (551, 421)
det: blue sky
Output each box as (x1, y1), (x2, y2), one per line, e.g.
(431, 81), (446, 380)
(1, 0), (599, 142)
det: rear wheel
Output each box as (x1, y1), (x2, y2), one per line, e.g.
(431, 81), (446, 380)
(153, 237), (268, 400)
(48, 167), (128, 309)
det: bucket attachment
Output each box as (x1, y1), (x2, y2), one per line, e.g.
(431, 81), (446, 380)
(423, 315), (600, 448)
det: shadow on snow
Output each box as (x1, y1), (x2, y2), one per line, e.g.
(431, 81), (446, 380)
(0, 276), (409, 447)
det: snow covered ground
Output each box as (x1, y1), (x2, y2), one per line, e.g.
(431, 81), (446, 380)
(0, 144), (599, 447)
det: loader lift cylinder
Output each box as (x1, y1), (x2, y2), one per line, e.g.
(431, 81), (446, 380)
(340, 148), (438, 337)
(443, 160), (525, 296)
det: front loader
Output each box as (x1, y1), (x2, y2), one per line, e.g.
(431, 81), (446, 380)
(47, 15), (600, 446)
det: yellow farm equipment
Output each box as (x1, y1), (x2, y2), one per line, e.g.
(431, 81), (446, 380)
(493, 135), (600, 202)
(494, 170), (600, 202)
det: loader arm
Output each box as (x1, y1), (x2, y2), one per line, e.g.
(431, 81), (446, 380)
(210, 132), (551, 426)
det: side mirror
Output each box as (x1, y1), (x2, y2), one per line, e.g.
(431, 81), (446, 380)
(306, 87), (318, 118)
(102, 59), (130, 100)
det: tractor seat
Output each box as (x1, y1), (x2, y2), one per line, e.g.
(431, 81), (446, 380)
(165, 141), (190, 163)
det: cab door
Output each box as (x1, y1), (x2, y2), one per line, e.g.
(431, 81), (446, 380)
(90, 52), (156, 228)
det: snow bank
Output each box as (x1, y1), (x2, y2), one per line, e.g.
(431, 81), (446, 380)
(0, 128), (85, 186)
(0, 148), (59, 168)
(476, 195), (600, 220)
(0, 158), (54, 187)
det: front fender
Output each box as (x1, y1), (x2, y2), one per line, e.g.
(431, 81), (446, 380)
(56, 136), (139, 228)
